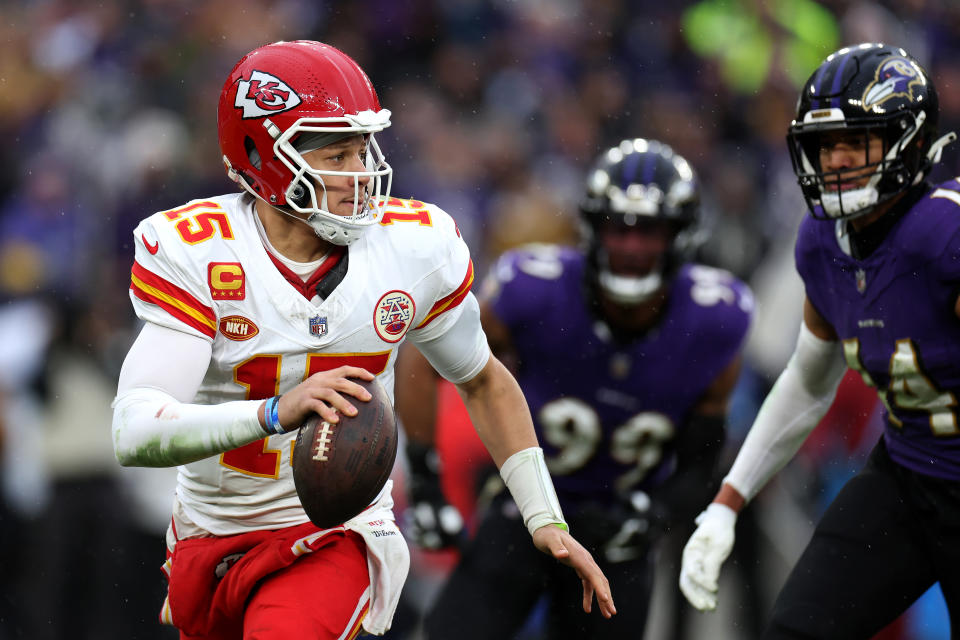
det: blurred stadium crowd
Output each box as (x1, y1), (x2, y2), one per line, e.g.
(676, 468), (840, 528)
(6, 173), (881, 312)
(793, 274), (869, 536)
(2, 0), (960, 638)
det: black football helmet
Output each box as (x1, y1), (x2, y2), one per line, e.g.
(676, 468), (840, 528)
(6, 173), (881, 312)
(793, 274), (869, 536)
(787, 42), (956, 220)
(580, 139), (701, 305)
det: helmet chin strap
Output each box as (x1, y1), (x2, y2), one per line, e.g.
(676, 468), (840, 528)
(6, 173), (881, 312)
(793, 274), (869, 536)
(805, 111), (937, 220)
(250, 183), (373, 247)
(259, 202), (371, 247)
(286, 176), (377, 246)
(304, 208), (373, 246)
(820, 184), (880, 218)
(818, 117), (921, 219)
(598, 270), (663, 305)
(228, 150), (377, 247)
(594, 245), (669, 305)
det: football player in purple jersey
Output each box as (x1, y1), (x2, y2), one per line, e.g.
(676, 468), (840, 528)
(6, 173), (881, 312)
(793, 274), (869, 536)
(397, 139), (753, 639)
(679, 43), (960, 639)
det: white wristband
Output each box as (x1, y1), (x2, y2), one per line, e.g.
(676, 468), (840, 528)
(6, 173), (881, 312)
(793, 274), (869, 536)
(499, 447), (568, 536)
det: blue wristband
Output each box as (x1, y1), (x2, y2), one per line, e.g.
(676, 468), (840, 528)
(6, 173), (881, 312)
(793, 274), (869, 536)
(263, 396), (286, 434)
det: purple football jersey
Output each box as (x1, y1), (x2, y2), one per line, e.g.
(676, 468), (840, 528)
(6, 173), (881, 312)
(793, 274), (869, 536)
(486, 245), (753, 508)
(795, 179), (960, 481)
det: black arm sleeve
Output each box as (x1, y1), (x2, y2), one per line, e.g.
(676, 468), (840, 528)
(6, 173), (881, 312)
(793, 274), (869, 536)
(652, 413), (725, 528)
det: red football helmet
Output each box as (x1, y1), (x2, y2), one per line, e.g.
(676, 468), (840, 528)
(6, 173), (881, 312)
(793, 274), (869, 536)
(218, 40), (392, 245)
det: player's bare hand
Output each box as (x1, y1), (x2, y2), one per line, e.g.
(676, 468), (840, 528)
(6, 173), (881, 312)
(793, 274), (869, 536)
(532, 524), (616, 619)
(272, 366), (375, 428)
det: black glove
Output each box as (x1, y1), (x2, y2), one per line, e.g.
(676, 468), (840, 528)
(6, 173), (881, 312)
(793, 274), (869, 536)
(404, 441), (465, 550)
(602, 490), (661, 564)
(568, 491), (661, 564)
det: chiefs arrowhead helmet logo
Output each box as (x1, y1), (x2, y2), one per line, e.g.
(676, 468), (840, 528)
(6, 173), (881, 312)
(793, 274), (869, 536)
(235, 70), (301, 119)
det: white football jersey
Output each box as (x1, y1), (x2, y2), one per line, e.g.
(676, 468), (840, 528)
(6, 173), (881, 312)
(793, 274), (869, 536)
(130, 192), (478, 535)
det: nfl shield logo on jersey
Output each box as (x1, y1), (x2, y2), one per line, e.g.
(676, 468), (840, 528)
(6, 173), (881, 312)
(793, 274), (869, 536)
(309, 315), (328, 337)
(855, 268), (867, 295)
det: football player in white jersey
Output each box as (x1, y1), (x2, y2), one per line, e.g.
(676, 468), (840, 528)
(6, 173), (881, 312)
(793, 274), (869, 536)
(110, 40), (615, 639)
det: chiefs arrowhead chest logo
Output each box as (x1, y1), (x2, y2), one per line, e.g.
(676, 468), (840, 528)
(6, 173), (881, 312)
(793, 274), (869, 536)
(235, 70), (301, 119)
(373, 290), (415, 343)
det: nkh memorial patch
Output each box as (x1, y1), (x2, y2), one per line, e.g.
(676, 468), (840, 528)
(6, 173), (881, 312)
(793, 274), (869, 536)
(219, 315), (259, 341)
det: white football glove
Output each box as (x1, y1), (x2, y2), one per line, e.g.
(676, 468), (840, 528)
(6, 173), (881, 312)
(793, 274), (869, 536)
(679, 503), (737, 611)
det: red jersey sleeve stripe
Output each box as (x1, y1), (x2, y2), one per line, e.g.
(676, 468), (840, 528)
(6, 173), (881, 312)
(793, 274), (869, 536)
(416, 260), (474, 329)
(130, 262), (217, 338)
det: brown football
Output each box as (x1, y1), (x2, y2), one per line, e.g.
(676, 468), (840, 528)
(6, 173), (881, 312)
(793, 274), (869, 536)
(293, 377), (398, 528)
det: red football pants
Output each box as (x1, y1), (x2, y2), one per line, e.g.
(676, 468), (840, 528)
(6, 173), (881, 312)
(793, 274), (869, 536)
(171, 528), (370, 640)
